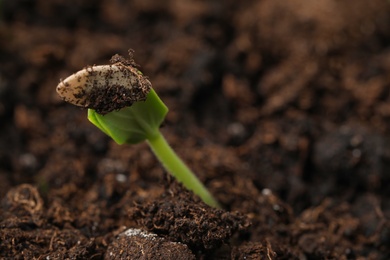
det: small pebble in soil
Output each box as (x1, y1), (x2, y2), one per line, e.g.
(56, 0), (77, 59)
(105, 228), (195, 260)
(56, 54), (151, 114)
(115, 173), (127, 183)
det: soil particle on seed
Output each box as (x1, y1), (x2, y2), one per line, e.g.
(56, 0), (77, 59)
(56, 54), (151, 114)
(129, 180), (250, 251)
(105, 228), (195, 260)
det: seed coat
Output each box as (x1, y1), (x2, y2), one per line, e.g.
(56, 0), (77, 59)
(56, 62), (151, 114)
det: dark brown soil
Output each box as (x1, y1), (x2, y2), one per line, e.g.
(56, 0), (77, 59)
(1, 0), (390, 259)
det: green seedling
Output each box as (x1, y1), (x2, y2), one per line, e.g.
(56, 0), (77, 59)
(56, 54), (220, 208)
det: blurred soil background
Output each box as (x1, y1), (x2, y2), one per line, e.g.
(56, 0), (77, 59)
(0, 0), (390, 259)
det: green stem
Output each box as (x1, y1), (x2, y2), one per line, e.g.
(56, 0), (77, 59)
(146, 131), (220, 208)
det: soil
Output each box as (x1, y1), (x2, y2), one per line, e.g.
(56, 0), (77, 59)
(1, 0), (390, 259)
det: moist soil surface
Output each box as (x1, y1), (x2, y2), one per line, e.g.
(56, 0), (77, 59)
(1, 1), (390, 259)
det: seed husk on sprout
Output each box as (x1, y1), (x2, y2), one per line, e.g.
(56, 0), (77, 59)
(56, 53), (221, 208)
(56, 57), (151, 114)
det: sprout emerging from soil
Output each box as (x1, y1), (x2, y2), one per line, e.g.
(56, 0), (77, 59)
(56, 52), (220, 208)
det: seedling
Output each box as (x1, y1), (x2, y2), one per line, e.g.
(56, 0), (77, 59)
(56, 53), (220, 208)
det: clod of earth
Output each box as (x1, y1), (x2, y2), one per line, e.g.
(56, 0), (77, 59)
(130, 182), (249, 251)
(105, 228), (195, 260)
(56, 63), (151, 114)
